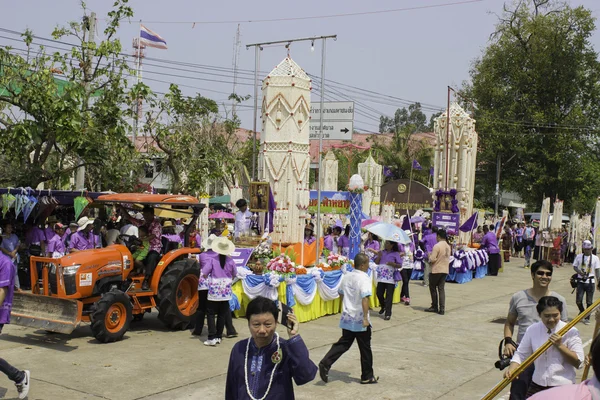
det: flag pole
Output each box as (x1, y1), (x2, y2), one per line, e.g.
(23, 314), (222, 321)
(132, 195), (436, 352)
(407, 162), (414, 211)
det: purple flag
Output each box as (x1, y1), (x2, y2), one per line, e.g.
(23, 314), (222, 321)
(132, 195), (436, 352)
(401, 214), (411, 231)
(429, 166), (434, 176)
(412, 159), (422, 170)
(459, 212), (478, 232)
(263, 188), (277, 233)
(383, 166), (394, 177)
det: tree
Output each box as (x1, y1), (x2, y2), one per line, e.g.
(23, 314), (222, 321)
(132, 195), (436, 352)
(370, 125), (433, 185)
(0, 1), (141, 190)
(379, 102), (428, 133)
(465, 0), (600, 212)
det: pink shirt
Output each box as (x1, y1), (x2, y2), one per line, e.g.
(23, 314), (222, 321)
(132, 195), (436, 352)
(529, 376), (600, 400)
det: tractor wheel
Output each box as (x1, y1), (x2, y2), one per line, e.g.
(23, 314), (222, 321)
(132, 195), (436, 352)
(157, 258), (200, 330)
(90, 290), (132, 343)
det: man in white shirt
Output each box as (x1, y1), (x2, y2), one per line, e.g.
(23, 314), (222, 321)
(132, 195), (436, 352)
(318, 253), (378, 385)
(573, 240), (600, 325)
(233, 199), (252, 240)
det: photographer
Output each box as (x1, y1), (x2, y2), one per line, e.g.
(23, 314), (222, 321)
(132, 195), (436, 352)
(572, 240), (600, 325)
(502, 260), (568, 400)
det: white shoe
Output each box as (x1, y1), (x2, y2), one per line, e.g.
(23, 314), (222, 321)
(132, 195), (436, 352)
(216, 338), (222, 344)
(16, 370), (30, 399)
(204, 339), (218, 346)
(584, 319), (591, 325)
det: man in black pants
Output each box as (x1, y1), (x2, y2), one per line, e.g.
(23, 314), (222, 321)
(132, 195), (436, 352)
(319, 253), (378, 384)
(0, 238), (30, 399)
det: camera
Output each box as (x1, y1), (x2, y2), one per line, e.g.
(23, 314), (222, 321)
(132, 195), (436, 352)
(494, 338), (515, 371)
(495, 356), (512, 371)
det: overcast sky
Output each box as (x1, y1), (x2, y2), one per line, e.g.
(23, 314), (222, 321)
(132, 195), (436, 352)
(3, 0), (600, 132)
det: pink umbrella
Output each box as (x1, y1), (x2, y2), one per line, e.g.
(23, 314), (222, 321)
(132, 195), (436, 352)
(361, 218), (379, 228)
(209, 211), (235, 219)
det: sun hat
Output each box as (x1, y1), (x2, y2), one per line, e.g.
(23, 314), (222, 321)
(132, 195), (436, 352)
(211, 237), (235, 256)
(54, 222), (65, 230)
(162, 221), (174, 228)
(404, 229), (414, 237)
(201, 234), (218, 250)
(77, 217), (94, 231)
(583, 240), (593, 250)
(69, 221), (79, 228)
(304, 224), (314, 232)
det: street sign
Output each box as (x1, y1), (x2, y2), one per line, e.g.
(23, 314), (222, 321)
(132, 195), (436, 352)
(310, 101), (354, 121)
(309, 121), (353, 140)
(309, 101), (354, 140)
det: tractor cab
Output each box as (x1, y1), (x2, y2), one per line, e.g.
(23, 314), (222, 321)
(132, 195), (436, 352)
(11, 193), (205, 343)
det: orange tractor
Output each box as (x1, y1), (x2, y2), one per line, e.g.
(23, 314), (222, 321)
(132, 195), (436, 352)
(10, 193), (204, 343)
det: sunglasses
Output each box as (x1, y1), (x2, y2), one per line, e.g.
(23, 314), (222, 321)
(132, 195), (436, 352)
(535, 271), (552, 277)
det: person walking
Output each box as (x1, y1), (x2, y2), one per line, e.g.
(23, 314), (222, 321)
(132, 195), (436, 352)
(399, 232), (414, 306)
(192, 234), (217, 337)
(0, 238), (30, 399)
(420, 226), (438, 287)
(482, 224), (501, 276)
(572, 240), (600, 325)
(374, 241), (403, 321)
(523, 223), (535, 269)
(319, 253), (378, 384)
(225, 296), (316, 399)
(504, 296), (583, 397)
(425, 229), (451, 315)
(202, 237), (236, 346)
(502, 260), (568, 400)
(0, 222), (21, 291)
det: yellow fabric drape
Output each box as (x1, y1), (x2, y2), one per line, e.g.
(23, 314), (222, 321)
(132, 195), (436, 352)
(232, 277), (402, 323)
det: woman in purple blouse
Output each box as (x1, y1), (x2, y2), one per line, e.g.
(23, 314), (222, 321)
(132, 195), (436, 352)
(363, 233), (380, 259)
(374, 241), (403, 320)
(336, 225), (351, 257)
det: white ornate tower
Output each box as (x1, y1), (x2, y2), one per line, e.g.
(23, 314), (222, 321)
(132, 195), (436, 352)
(258, 57), (311, 244)
(321, 150), (339, 191)
(358, 153), (383, 216)
(433, 102), (478, 242)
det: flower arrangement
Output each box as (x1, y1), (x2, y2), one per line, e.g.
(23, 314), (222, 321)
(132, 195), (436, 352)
(266, 254), (296, 276)
(325, 254), (349, 270)
(318, 262), (333, 272)
(254, 241), (273, 261)
(346, 185), (370, 194)
(296, 266), (307, 275)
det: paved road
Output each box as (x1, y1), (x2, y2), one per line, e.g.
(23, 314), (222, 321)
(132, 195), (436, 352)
(0, 259), (591, 399)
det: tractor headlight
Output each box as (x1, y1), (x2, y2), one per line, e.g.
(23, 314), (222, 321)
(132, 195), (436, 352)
(63, 265), (81, 275)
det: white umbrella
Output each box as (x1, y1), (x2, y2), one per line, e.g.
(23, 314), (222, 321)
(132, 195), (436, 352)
(365, 222), (411, 244)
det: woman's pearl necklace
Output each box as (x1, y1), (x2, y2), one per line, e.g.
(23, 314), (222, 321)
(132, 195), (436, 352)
(244, 333), (280, 400)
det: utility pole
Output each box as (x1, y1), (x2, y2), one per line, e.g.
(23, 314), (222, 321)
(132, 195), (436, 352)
(231, 24), (241, 118)
(76, 11), (96, 190)
(494, 153), (500, 217)
(132, 22), (145, 145)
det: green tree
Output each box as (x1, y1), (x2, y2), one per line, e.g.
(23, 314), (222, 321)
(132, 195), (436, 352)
(379, 102), (428, 133)
(465, 0), (600, 212)
(0, 1), (140, 190)
(369, 125), (433, 185)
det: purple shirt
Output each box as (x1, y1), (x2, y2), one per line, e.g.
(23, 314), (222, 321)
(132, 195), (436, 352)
(69, 231), (97, 251)
(337, 235), (350, 256)
(375, 250), (402, 284)
(0, 253), (15, 324)
(529, 376), (600, 399)
(202, 255), (236, 301)
(323, 235), (334, 251)
(162, 234), (183, 245)
(0, 234), (20, 264)
(304, 236), (316, 245)
(25, 227), (45, 246)
(44, 226), (56, 242)
(481, 231), (500, 254)
(198, 249), (218, 291)
(47, 234), (66, 256)
(364, 239), (380, 252)
(421, 233), (437, 254)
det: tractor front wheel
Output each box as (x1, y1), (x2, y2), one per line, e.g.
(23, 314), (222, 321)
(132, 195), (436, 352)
(91, 290), (132, 343)
(157, 259), (199, 330)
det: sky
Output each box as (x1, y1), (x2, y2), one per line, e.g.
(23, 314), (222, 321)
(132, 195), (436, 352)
(3, 0), (600, 133)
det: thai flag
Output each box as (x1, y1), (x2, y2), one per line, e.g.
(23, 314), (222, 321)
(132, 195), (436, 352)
(140, 25), (167, 50)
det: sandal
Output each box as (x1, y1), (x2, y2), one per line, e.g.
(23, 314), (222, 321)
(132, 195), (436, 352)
(360, 376), (379, 384)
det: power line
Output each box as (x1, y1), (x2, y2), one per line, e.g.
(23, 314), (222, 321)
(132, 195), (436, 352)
(131, 1), (483, 25)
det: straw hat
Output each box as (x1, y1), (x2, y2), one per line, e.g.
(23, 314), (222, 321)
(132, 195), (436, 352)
(201, 234), (218, 250)
(162, 221), (174, 228)
(211, 237), (235, 256)
(77, 217), (95, 231)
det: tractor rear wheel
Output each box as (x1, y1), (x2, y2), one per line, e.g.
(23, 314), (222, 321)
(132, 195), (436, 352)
(91, 290), (132, 343)
(157, 259), (200, 330)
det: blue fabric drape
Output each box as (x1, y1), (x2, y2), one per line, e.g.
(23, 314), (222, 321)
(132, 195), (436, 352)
(323, 270), (343, 288)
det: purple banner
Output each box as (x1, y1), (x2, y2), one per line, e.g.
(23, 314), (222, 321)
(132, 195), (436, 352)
(231, 248), (254, 267)
(432, 212), (460, 234)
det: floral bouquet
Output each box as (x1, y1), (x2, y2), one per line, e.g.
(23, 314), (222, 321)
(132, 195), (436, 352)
(296, 266), (307, 275)
(266, 254), (296, 276)
(326, 254), (349, 270)
(254, 241), (273, 261)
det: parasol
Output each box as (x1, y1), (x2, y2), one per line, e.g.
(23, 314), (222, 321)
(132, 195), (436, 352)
(209, 211), (235, 219)
(365, 222), (411, 244)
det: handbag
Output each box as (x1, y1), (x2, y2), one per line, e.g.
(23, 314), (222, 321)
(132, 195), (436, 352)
(570, 273), (579, 289)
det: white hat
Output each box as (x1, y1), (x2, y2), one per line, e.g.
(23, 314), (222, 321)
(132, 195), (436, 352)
(404, 229), (414, 237)
(201, 234), (218, 250)
(583, 240), (593, 250)
(211, 237), (235, 256)
(77, 217), (95, 231)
